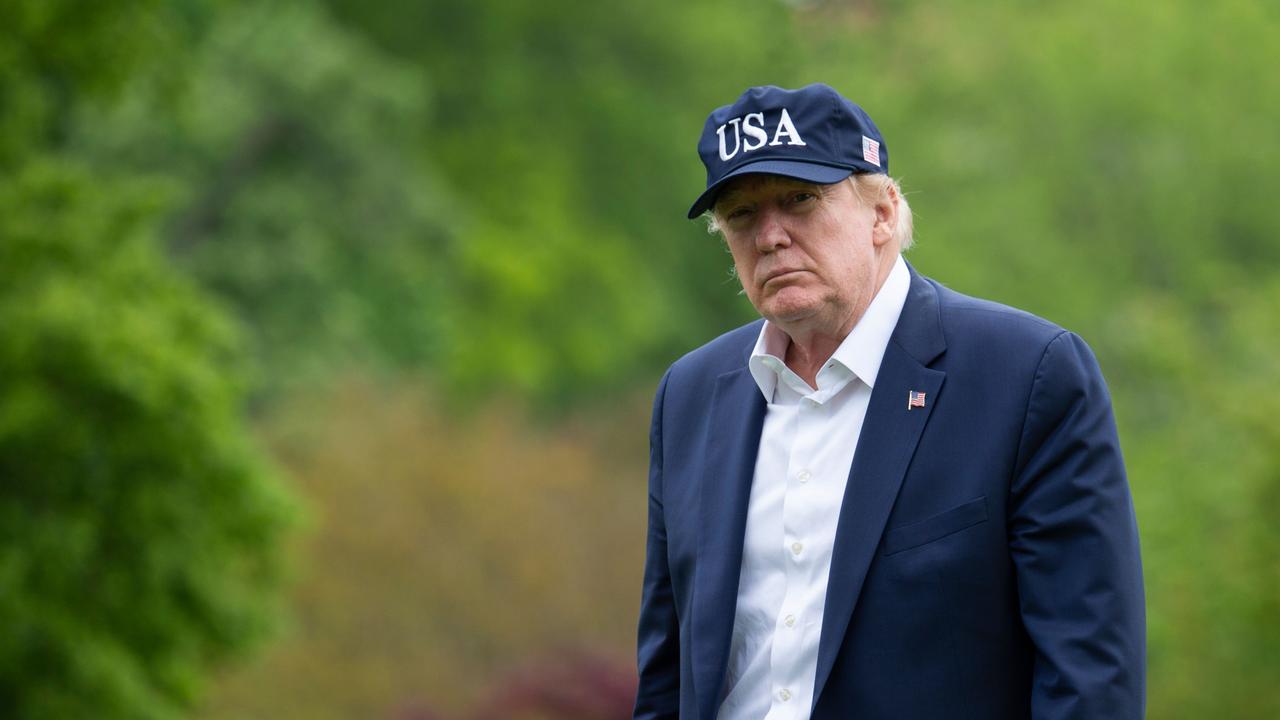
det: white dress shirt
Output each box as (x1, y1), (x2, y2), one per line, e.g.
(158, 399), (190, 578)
(717, 254), (911, 720)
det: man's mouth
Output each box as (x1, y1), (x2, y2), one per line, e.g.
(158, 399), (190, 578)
(763, 269), (807, 286)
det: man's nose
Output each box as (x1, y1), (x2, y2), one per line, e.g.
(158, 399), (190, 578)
(754, 207), (792, 252)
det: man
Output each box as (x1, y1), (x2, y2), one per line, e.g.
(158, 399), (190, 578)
(633, 84), (1145, 720)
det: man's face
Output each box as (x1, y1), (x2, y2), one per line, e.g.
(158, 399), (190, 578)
(714, 174), (892, 335)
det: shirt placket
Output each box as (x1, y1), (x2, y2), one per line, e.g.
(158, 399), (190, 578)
(765, 386), (827, 719)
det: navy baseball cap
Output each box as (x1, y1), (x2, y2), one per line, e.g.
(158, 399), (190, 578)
(687, 83), (889, 219)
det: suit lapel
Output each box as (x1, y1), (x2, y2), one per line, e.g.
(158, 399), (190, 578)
(691, 366), (766, 720)
(811, 267), (948, 710)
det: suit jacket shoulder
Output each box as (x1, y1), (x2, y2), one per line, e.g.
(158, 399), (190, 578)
(927, 276), (1068, 360)
(665, 318), (763, 390)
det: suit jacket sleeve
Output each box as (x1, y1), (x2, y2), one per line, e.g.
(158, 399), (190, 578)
(634, 368), (680, 719)
(1010, 331), (1146, 719)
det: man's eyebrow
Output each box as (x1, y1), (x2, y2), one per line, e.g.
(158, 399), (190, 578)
(717, 190), (746, 207)
(717, 177), (820, 210)
(720, 179), (784, 202)
(715, 184), (761, 210)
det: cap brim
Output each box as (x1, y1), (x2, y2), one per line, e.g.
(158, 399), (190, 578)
(686, 160), (855, 219)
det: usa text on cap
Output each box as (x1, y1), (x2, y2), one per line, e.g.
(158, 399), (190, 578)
(687, 83), (889, 219)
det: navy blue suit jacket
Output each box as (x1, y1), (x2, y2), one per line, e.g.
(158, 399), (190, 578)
(634, 266), (1145, 720)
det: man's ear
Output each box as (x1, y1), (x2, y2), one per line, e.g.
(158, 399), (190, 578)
(871, 185), (899, 247)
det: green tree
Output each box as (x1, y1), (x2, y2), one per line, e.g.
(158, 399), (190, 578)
(0, 0), (206, 165)
(75, 2), (457, 394)
(0, 161), (296, 719)
(1, 2), (297, 716)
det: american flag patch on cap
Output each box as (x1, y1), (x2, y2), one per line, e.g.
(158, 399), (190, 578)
(862, 136), (881, 167)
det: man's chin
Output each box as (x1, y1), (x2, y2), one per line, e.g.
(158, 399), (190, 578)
(760, 299), (822, 327)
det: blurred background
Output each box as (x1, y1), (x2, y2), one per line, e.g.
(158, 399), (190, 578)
(2, 0), (1277, 718)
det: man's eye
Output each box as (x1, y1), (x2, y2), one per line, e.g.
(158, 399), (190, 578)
(727, 207), (754, 220)
(792, 192), (816, 204)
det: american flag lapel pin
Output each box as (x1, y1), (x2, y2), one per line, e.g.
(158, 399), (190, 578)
(908, 390), (926, 410)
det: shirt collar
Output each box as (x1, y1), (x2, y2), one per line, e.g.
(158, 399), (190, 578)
(748, 254), (911, 402)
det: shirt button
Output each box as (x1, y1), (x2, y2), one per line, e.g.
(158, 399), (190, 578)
(797, 469), (811, 483)
(790, 541), (803, 556)
(785, 614), (797, 627)
(779, 688), (792, 702)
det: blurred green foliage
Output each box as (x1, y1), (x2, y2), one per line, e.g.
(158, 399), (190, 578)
(319, 0), (808, 399)
(2, 0), (1278, 717)
(198, 380), (647, 719)
(76, 2), (456, 392)
(1, 2), (295, 717)
(0, 161), (294, 717)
